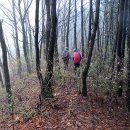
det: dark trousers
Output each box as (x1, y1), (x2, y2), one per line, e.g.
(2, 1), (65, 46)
(74, 63), (80, 76)
(63, 59), (69, 70)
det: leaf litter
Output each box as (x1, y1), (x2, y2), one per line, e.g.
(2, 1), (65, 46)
(0, 76), (130, 130)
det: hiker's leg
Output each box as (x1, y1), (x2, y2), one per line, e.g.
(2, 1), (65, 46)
(77, 64), (80, 77)
(65, 63), (67, 70)
(64, 60), (67, 70)
(74, 64), (77, 75)
(65, 64), (68, 71)
(74, 64), (80, 76)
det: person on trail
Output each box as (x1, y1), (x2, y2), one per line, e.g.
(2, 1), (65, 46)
(72, 48), (82, 76)
(62, 47), (71, 70)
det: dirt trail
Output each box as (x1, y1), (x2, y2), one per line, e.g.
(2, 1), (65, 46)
(12, 77), (130, 130)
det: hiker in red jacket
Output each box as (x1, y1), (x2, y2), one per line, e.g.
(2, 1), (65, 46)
(72, 49), (82, 76)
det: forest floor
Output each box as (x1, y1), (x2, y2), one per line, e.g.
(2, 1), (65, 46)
(0, 71), (130, 130)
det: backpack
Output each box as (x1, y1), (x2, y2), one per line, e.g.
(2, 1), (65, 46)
(73, 52), (81, 63)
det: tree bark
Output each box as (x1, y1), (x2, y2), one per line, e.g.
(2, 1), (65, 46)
(41, 0), (46, 60)
(28, 18), (33, 60)
(45, 0), (51, 60)
(87, 0), (92, 48)
(18, 0), (31, 73)
(0, 20), (12, 101)
(81, 0), (84, 57)
(12, 0), (22, 76)
(82, 0), (100, 96)
(127, 0), (130, 112)
(116, 0), (124, 96)
(35, 0), (45, 98)
(38, 0), (57, 98)
(97, 25), (100, 53)
(74, 0), (77, 49)
(122, 0), (128, 60)
(111, 1), (119, 81)
(0, 70), (4, 88)
(66, 0), (71, 49)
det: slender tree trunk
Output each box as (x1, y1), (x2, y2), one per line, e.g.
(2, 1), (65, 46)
(97, 25), (100, 53)
(63, 18), (66, 50)
(109, 0), (114, 54)
(66, 0), (71, 49)
(0, 59), (5, 88)
(62, 1), (67, 50)
(82, 0), (100, 96)
(45, 0), (51, 60)
(122, 0), (128, 60)
(116, 0), (124, 96)
(81, 0), (84, 57)
(111, 1), (119, 80)
(87, 0), (92, 48)
(0, 20), (12, 101)
(103, 0), (109, 61)
(54, 2), (61, 65)
(12, 0), (22, 76)
(23, 0), (30, 55)
(61, 24), (66, 52)
(42, 0), (57, 98)
(100, 21), (105, 59)
(111, 28), (118, 80)
(54, 19), (59, 65)
(0, 59), (4, 85)
(28, 19), (33, 60)
(41, 0), (46, 60)
(0, 71), (4, 88)
(18, 1), (31, 73)
(74, 0), (77, 49)
(35, 0), (45, 98)
(127, 0), (130, 112)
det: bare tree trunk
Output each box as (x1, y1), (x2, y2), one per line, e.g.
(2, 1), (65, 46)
(12, 0), (22, 76)
(97, 25), (100, 53)
(127, 0), (130, 112)
(0, 59), (4, 85)
(23, 0), (30, 55)
(18, 1), (31, 73)
(87, 0), (92, 48)
(66, 0), (71, 49)
(111, 1), (119, 81)
(35, 0), (45, 98)
(61, 0), (67, 51)
(0, 59), (5, 88)
(0, 70), (4, 88)
(109, 0), (114, 54)
(45, 0), (51, 60)
(122, 0), (128, 61)
(103, 0), (109, 61)
(81, 0), (84, 57)
(111, 28), (118, 80)
(116, 0), (124, 96)
(28, 18), (33, 60)
(41, 0), (57, 98)
(54, 1), (61, 66)
(41, 0), (46, 60)
(61, 24), (66, 52)
(54, 19), (59, 65)
(0, 20), (12, 101)
(74, 0), (77, 49)
(82, 0), (100, 96)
